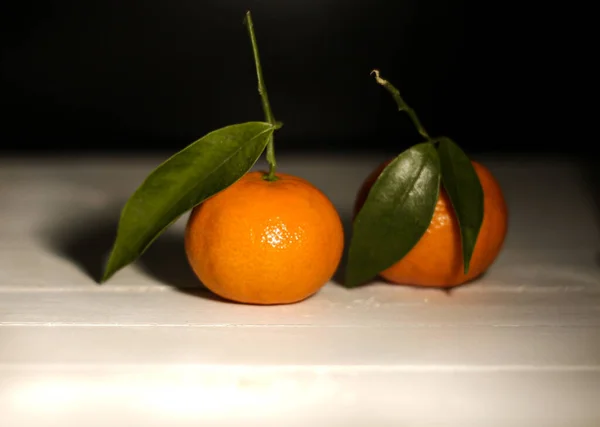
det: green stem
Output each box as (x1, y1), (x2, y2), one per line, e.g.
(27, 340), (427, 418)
(371, 69), (431, 141)
(244, 11), (278, 181)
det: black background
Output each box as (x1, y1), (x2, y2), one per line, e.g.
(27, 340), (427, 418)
(0, 1), (557, 156)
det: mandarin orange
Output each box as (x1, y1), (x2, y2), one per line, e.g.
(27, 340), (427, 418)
(354, 160), (508, 287)
(185, 171), (344, 304)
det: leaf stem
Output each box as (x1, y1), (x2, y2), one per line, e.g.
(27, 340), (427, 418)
(244, 11), (278, 181)
(371, 69), (431, 141)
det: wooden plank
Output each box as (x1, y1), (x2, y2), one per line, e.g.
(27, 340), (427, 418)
(1, 287), (598, 327)
(1, 325), (599, 366)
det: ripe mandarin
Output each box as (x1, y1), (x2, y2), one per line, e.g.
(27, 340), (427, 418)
(354, 159), (508, 287)
(185, 171), (344, 304)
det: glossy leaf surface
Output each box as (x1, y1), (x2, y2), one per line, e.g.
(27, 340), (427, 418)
(437, 137), (484, 274)
(346, 142), (441, 287)
(102, 121), (275, 282)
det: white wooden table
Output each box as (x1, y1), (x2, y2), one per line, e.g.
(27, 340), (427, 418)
(1, 154), (598, 427)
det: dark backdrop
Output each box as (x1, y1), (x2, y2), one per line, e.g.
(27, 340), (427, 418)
(1, 1), (550, 155)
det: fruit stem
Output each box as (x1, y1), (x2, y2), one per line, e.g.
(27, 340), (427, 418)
(244, 11), (278, 181)
(371, 69), (431, 142)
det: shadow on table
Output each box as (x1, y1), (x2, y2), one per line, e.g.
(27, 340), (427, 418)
(40, 203), (123, 283)
(40, 203), (225, 301)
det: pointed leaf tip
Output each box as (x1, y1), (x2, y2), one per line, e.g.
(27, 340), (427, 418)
(437, 137), (484, 275)
(345, 142), (441, 287)
(101, 121), (275, 282)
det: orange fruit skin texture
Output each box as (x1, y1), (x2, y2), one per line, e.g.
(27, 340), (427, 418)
(353, 159), (508, 288)
(185, 171), (344, 305)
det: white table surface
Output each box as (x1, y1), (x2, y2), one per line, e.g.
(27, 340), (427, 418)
(0, 153), (598, 427)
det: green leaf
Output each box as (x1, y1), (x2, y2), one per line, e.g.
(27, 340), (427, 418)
(101, 121), (275, 282)
(345, 142), (441, 287)
(437, 137), (484, 274)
